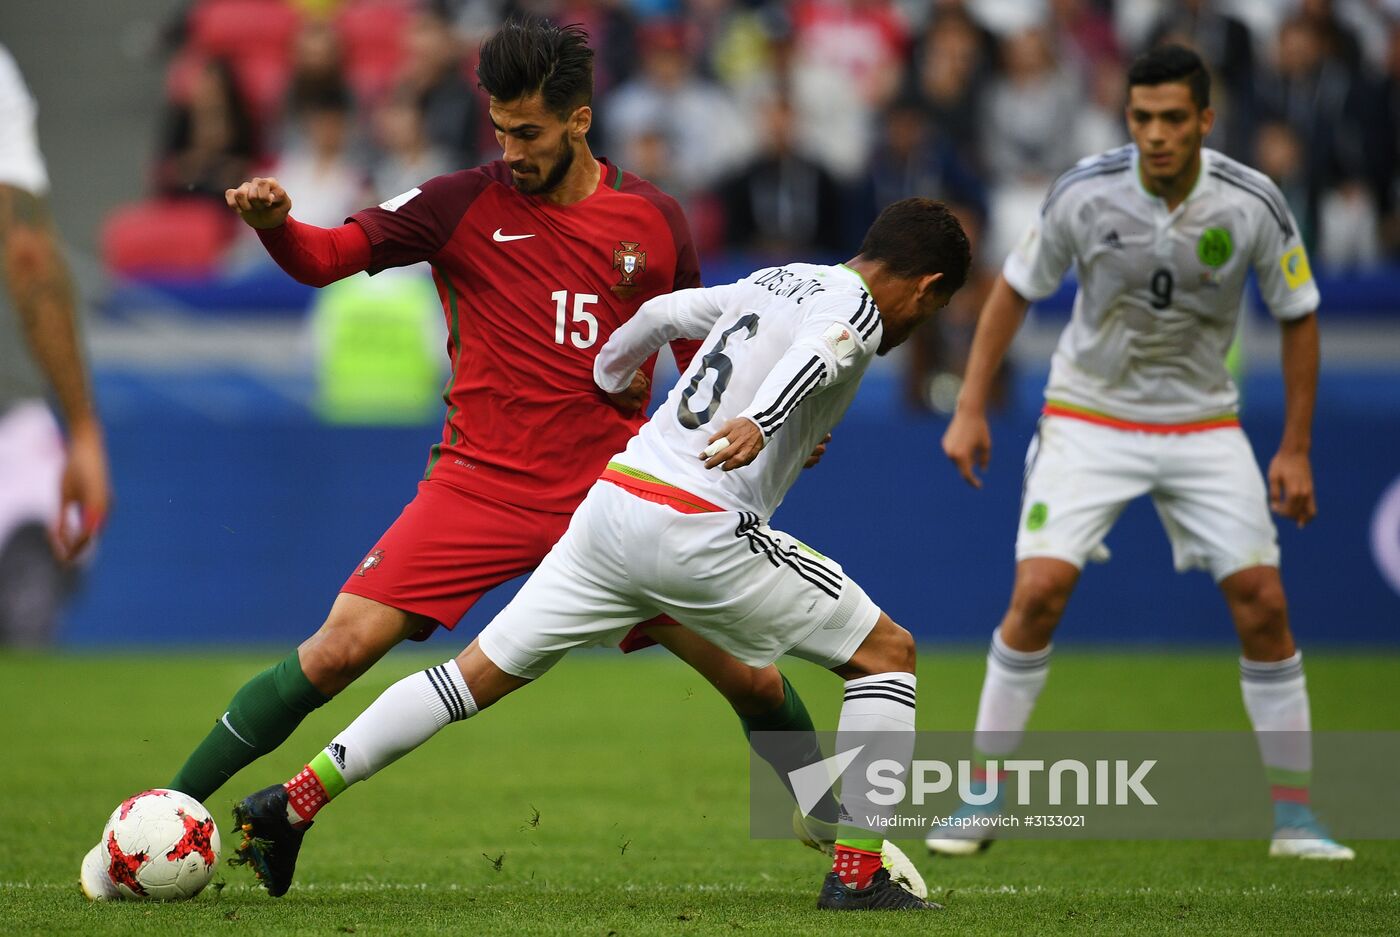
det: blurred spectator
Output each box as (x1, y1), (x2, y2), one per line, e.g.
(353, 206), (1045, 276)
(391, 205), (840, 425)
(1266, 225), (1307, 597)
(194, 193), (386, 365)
(1259, 16), (1371, 257)
(714, 94), (846, 258)
(1296, 0), (1363, 75)
(981, 27), (1080, 262)
(401, 8), (479, 167)
(1255, 119), (1313, 245)
(370, 91), (453, 202)
(605, 19), (751, 195)
(156, 58), (259, 203)
(284, 19), (348, 143)
(789, 0), (909, 110)
(261, 82), (367, 228)
(854, 95), (987, 240)
(1148, 0), (1256, 159)
(1049, 0), (1121, 88)
(1072, 56), (1129, 158)
(911, 7), (995, 173)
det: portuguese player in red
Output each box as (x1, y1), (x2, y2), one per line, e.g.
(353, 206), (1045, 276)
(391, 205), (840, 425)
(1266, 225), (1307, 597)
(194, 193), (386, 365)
(77, 19), (859, 901)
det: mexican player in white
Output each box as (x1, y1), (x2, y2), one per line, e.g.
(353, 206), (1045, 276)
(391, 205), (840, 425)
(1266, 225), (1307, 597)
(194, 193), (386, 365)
(925, 45), (1349, 861)
(220, 199), (973, 911)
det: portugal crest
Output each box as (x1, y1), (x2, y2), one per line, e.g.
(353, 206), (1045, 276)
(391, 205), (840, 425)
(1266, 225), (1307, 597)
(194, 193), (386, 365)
(611, 241), (647, 298)
(355, 549), (384, 576)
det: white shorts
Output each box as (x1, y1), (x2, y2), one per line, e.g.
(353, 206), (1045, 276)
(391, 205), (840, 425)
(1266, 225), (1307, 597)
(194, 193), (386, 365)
(0, 400), (63, 544)
(1016, 415), (1279, 581)
(478, 480), (881, 679)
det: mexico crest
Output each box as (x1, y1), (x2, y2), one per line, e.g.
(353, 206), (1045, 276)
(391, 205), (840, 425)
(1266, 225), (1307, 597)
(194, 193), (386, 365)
(611, 241), (647, 298)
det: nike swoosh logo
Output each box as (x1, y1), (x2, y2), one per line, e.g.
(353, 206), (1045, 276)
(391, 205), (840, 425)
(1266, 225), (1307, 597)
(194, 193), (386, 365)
(493, 229), (535, 242)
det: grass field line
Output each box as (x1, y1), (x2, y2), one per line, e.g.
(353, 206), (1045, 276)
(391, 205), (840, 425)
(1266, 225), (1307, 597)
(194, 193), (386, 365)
(7, 880), (1396, 899)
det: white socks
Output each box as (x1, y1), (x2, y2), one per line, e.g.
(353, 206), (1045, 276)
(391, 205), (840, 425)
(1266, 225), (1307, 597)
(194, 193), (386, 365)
(973, 628), (1051, 760)
(1240, 651), (1311, 784)
(330, 661), (477, 788)
(836, 672), (917, 835)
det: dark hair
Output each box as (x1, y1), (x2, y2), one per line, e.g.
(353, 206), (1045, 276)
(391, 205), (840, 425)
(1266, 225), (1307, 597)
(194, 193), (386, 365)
(1128, 44), (1210, 110)
(858, 198), (971, 295)
(476, 17), (593, 118)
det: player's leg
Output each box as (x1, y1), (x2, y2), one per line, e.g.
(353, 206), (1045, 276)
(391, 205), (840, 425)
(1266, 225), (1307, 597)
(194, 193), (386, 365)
(1157, 427), (1350, 859)
(1220, 566), (1351, 859)
(229, 484), (651, 895)
(640, 623), (845, 838)
(167, 593), (429, 803)
(930, 416), (1144, 855)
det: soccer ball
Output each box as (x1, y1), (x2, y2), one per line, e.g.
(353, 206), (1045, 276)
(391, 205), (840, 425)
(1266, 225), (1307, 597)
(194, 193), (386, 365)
(95, 789), (221, 900)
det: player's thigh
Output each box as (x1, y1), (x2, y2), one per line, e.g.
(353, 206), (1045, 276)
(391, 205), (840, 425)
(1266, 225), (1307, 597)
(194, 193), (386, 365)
(1016, 416), (1154, 567)
(338, 479), (571, 635)
(477, 486), (657, 680)
(1151, 429), (1278, 582)
(641, 505), (881, 671)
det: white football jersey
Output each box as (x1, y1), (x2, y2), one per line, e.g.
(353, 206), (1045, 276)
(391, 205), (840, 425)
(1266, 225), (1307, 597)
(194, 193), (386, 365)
(595, 263), (880, 519)
(1004, 145), (1319, 424)
(0, 45), (49, 195)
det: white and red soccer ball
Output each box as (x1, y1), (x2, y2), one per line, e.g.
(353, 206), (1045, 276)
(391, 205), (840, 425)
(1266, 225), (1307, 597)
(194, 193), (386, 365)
(95, 789), (221, 900)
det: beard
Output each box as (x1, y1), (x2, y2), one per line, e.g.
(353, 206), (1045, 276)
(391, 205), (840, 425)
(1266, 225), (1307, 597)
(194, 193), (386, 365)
(513, 135), (576, 195)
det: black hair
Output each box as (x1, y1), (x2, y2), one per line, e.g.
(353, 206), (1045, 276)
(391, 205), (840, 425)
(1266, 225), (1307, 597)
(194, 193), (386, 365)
(858, 198), (971, 295)
(476, 17), (593, 118)
(1128, 43), (1210, 110)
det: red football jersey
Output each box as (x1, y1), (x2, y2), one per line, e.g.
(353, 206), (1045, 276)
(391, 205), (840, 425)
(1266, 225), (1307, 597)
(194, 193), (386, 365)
(350, 159), (701, 513)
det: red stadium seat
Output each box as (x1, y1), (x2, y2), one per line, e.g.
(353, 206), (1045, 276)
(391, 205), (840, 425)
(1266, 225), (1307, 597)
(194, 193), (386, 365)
(336, 1), (411, 102)
(189, 0), (301, 64)
(101, 199), (235, 277)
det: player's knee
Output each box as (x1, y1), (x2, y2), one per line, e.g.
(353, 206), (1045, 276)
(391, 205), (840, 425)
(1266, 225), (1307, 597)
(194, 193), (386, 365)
(1008, 568), (1073, 636)
(1230, 574), (1289, 637)
(868, 620), (917, 675)
(299, 622), (380, 691)
(734, 666), (787, 716)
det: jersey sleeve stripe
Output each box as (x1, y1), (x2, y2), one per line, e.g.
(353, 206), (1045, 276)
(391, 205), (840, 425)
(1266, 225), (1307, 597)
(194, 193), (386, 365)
(849, 293), (876, 334)
(1040, 150), (1132, 214)
(752, 358), (827, 433)
(1208, 167), (1293, 237)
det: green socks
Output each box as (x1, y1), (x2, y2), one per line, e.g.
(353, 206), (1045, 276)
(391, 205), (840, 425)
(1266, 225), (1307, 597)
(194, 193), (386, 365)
(168, 651), (330, 801)
(741, 673), (842, 824)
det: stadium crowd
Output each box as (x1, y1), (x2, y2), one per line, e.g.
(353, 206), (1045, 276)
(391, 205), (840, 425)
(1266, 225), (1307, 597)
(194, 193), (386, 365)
(100, 0), (1399, 411)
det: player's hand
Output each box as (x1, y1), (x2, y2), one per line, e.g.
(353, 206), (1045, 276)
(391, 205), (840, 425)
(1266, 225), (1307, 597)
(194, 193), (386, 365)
(225, 177), (293, 229)
(1268, 450), (1316, 527)
(701, 417), (765, 471)
(803, 433), (832, 469)
(52, 416), (111, 563)
(943, 409), (991, 488)
(606, 369), (650, 415)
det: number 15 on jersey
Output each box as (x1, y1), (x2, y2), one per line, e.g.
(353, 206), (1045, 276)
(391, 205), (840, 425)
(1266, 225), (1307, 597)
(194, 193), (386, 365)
(552, 290), (599, 348)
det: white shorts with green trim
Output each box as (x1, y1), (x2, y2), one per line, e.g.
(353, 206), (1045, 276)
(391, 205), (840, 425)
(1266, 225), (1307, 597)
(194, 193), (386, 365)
(1015, 415), (1280, 581)
(478, 480), (881, 679)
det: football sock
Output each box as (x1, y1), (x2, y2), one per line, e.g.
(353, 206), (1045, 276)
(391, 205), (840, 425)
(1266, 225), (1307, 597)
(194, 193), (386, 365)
(169, 651), (330, 801)
(972, 627), (1051, 764)
(741, 672), (841, 824)
(1240, 652), (1313, 823)
(282, 661), (477, 826)
(832, 672), (916, 889)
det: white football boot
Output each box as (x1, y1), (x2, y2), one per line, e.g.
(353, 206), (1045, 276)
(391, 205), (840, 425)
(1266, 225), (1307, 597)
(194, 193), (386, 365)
(80, 841), (120, 900)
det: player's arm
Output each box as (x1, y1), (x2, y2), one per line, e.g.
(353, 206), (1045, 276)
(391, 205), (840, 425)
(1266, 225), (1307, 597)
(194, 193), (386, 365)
(594, 284), (739, 395)
(705, 306), (868, 472)
(943, 274), (1031, 488)
(1251, 177), (1322, 528)
(226, 177), (371, 287)
(0, 182), (110, 559)
(947, 196), (1073, 488)
(1270, 312), (1319, 526)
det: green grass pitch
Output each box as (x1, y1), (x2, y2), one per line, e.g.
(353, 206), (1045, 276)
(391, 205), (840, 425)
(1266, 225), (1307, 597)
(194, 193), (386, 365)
(2, 647), (1397, 935)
